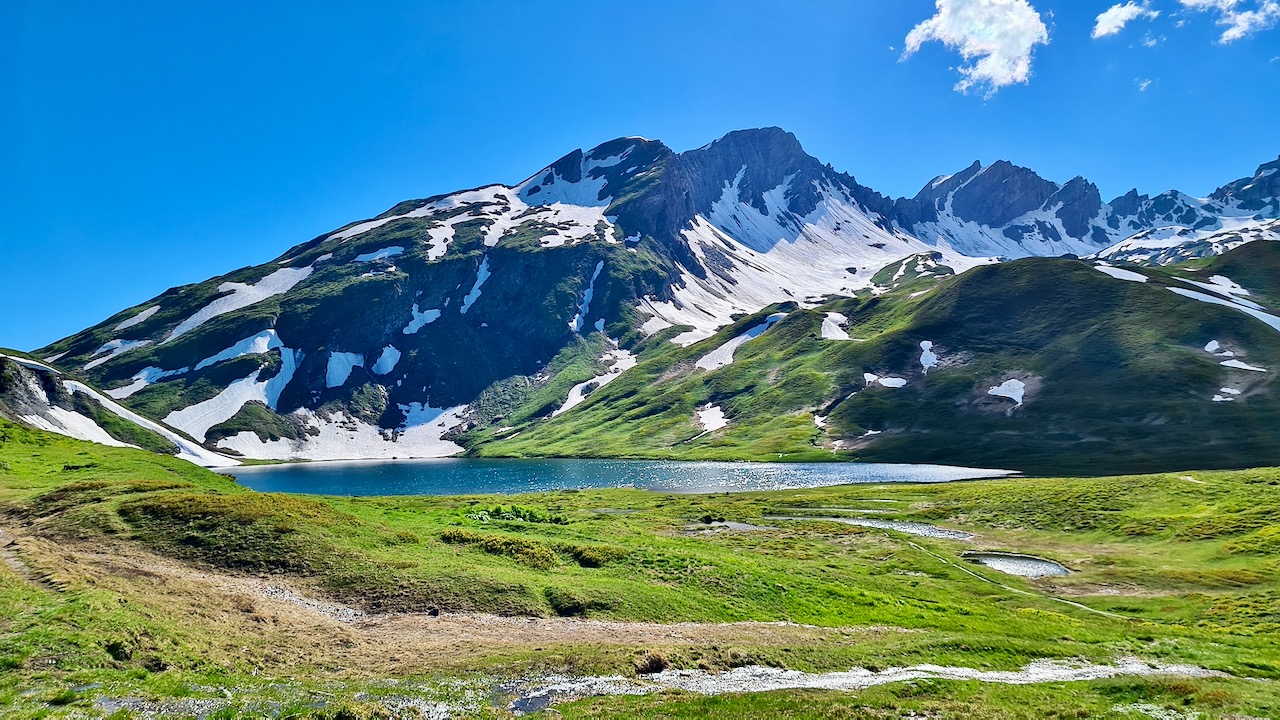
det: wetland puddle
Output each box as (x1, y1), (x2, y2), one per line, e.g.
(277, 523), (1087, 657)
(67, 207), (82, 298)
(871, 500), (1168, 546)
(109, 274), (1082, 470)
(766, 516), (974, 541)
(964, 552), (1070, 577)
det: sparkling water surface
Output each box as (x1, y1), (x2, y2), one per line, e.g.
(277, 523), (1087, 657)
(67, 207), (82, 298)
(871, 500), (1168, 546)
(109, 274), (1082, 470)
(225, 458), (1015, 496)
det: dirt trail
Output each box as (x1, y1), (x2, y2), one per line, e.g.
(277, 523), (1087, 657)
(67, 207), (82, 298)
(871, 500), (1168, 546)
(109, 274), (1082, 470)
(1, 521), (898, 676)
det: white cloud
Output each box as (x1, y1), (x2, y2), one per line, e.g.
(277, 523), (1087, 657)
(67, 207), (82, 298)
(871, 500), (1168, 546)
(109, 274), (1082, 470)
(1180, 0), (1280, 42)
(903, 0), (1051, 96)
(1093, 2), (1161, 38)
(1136, 77), (1154, 90)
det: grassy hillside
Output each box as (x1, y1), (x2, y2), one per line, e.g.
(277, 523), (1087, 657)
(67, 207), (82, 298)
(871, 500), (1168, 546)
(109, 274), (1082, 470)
(477, 257), (1280, 475)
(1, 421), (1279, 716)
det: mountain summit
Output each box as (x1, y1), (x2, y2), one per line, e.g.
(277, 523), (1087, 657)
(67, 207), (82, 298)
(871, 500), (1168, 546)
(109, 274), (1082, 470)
(27, 128), (1280, 470)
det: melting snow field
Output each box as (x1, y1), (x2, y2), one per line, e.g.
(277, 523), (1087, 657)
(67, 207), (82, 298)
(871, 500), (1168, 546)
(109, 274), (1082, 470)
(877, 377), (907, 388)
(553, 349), (637, 417)
(64, 380), (238, 467)
(988, 379), (1026, 406)
(695, 314), (786, 371)
(571, 261), (605, 333)
(195, 330), (284, 371)
(164, 350), (302, 442)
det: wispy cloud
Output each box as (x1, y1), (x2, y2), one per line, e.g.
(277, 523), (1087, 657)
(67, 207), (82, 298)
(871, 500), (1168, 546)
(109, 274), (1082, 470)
(1136, 77), (1155, 90)
(1180, 0), (1280, 42)
(902, 0), (1050, 97)
(1093, 2), (1161, 38)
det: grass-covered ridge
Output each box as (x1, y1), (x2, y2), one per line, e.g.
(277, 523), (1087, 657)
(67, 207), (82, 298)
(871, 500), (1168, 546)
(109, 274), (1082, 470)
(476, 256), (1280, 475)
(1, 421), (1279, 716)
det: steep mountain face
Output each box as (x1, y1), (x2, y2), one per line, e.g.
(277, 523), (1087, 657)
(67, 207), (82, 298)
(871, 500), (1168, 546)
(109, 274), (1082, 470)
(30, 128), (1280, 469)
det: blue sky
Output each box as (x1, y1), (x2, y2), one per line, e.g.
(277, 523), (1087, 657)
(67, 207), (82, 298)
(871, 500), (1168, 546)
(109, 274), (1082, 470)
(3, 0), (1278, 350)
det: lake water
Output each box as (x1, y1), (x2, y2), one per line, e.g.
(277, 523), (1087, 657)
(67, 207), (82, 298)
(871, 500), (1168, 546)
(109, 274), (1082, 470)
(225, 458), (1015, 496)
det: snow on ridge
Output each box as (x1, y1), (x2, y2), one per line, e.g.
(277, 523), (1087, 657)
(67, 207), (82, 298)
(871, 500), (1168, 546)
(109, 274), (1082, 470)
(695, 313), (786, 371)
(114, 306), (159, 332)
(164, 349), (301, 443)
(639, 179), (990, 346)
(553, 348), (637, 417)
(167, 264), (315, 343)
(571, 261), (605, 333)
(403, 303), (442, 334)
(326, 351), (364, 388)
(84, 339), (153, 371)
(460, 256), (491, 315)
(372, 346), (401, 375)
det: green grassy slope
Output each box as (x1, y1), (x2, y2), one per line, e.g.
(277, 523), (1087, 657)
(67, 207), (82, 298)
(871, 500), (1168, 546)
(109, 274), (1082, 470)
(1, 421), (1279, 716)
(478, 256), (1280, 475)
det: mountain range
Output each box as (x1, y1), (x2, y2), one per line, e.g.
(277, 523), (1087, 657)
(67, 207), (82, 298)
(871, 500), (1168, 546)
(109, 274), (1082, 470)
(8, 127), (1280, 474)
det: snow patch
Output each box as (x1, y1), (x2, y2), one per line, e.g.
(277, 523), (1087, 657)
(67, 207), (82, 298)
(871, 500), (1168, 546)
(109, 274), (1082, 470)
(114, 306), (160, 331)
(195, 330), (284, 371)
(1093, 265), (1148, 283)
(164, 350), (301, 442)
(878, 377), (907, 388)
(695, 313), (786, 371)
(696, 404), (729, 432)
(820, 312), (851, 340)
(988, 379), (1026, 406)
(571, 261), (605, 333)
(105, 366), (188, 400)
(217, 405), (467, 461)
(403, 304), (441, 334)
(1168, 287), (1280, 333)
(326, 352), (365, 388)
(353, 246), (404, 263)
(919, 341), (938, 373)
(1221, 359), (1266, 372)
(168, 265), (314, 342)
(460, 256), (490, 315)
(372, 346), (401, 375)
(84, 339), (153, 371)
(553, 348), (637, 416)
